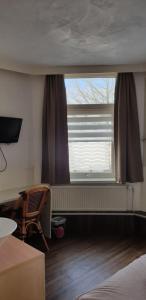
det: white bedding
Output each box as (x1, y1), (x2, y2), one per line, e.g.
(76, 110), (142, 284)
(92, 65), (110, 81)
(77, 255), (146, 300)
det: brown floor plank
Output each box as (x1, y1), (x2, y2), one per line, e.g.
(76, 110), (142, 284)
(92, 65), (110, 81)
(45, 236), (146, 300)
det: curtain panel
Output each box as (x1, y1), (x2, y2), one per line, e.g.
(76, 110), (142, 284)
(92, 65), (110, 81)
(41, 75), (70, 185)
(114, 73), (143, 183)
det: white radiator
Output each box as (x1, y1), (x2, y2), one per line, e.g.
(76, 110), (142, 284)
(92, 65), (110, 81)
(52, 185), (132, 212)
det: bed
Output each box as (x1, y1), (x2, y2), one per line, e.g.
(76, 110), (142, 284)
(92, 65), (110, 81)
(77, 255), (146, 300)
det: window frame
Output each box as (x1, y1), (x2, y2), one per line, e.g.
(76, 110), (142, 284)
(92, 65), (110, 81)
(65, 74), (116, 183)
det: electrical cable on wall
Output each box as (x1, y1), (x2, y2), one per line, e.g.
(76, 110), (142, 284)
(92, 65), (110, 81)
(0, 146), (7, 172)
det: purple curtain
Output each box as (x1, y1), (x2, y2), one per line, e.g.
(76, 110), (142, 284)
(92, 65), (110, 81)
(114, 73), (143, 183)
(41, 75), (70, 184)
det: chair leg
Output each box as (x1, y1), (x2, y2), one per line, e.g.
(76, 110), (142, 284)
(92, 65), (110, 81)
(37, 221), (49, 251)
(21, 221), (27, 241)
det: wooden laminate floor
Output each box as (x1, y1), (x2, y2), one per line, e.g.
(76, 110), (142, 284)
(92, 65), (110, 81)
(43, 235), (146, 300)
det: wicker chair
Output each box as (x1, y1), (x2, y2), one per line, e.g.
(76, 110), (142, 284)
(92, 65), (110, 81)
(12, 185), (50, 251)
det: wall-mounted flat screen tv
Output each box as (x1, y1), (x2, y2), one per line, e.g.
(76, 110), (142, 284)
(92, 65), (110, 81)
(0, 117), (22, 143)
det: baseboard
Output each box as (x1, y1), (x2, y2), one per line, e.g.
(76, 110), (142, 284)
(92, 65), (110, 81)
(52, 211), (146, 236)
(53, 210), (134, 215)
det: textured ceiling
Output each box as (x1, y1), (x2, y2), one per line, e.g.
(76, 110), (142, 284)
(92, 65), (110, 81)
(0, 0), (146, 67)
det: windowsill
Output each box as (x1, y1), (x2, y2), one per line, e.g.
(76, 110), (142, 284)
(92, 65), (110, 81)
(52, 182), (126, 187)
(70, 178), (118, 185)
(69, 181), (123, 186)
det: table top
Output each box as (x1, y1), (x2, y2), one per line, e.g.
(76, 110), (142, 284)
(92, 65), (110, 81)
(0, 187), (26, 205)
(0, 184), (50, 205)
(0, 236), (44, 274)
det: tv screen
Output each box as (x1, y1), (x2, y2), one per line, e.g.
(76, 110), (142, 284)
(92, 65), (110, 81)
(0, 117), (22, 143)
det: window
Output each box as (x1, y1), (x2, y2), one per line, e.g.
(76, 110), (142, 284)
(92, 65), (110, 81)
(65, 75), (116, 182)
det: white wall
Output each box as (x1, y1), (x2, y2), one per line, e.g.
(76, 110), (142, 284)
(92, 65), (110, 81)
(0, 69), (45, 191)
(0, 69), (145, 213)
(30, 72), (146, 212)
(141, 74), (146, 211)
(31, 75), (45, 183)
(0, 69), (39, 190)
(132, 73), (145, 211)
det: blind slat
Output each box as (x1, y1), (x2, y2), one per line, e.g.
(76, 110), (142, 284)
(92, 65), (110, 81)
(68, 124), (113, 131)
(68, 132), (113, 138)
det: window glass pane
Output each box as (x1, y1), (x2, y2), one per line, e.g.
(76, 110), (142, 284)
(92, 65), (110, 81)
(65, 77), (115, 104)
